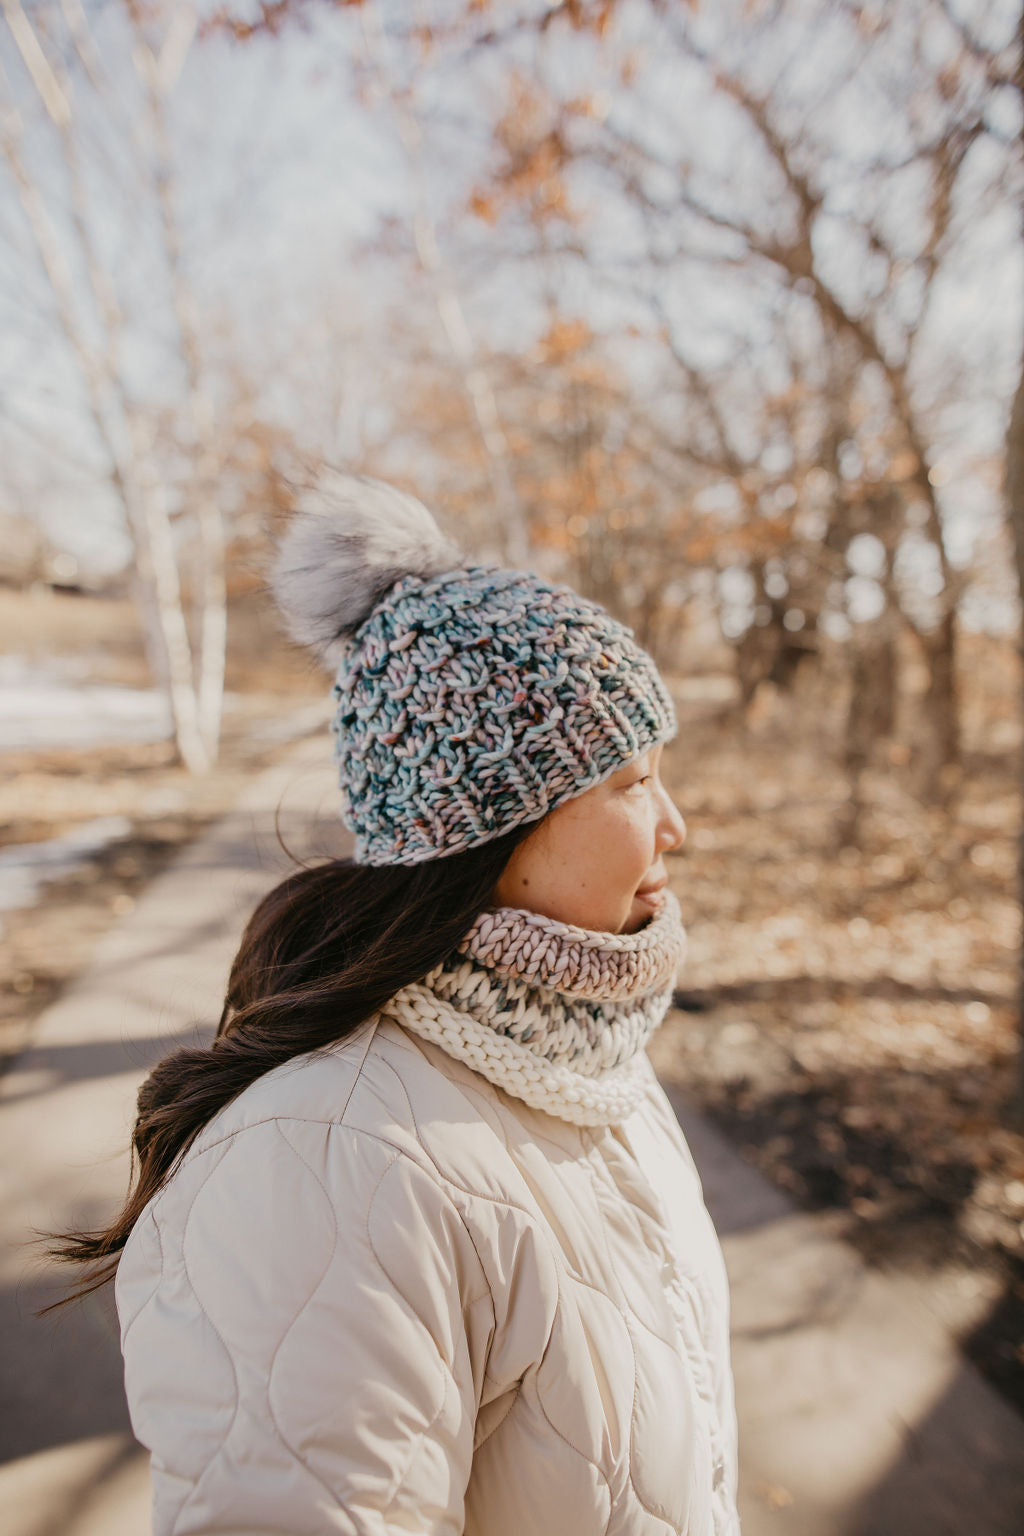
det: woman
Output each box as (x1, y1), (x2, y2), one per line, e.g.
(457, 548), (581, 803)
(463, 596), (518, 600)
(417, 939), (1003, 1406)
(57, 472), (740, 1535)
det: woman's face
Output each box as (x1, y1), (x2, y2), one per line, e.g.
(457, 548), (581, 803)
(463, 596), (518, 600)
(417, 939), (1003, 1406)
(493, 742), (687, 934)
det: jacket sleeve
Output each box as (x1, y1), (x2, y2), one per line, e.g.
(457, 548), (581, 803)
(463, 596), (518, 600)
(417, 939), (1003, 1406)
(117, 1118), (495, 1535)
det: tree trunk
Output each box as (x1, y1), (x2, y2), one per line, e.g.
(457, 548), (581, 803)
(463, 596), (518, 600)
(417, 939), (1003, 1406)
(916, 608), (960, 802)
(1006, 345), (1024, 1125)
(1003, 0), (1024, 1127)
(128, 415), (211, 774)
(129, 4), (227, 762)
(839, 632), (896, 848)
(1, 1), (210, 773)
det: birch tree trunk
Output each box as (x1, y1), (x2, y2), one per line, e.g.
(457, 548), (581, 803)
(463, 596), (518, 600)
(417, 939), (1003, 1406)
(128, 1), (227, 759)
(1008, 358), (1024, 1126)
(1005, 2), (1024, 1126)
(0, 15), (211, 771)
(1, 0), (221, 771)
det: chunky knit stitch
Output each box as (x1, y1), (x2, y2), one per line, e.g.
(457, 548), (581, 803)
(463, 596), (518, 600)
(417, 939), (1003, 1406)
(331, 562), (677, 864)
(382, 890), (687, 1125)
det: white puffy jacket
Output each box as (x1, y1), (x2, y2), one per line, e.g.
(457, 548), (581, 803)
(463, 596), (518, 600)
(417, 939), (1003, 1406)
(117, 1011), (740, 1535)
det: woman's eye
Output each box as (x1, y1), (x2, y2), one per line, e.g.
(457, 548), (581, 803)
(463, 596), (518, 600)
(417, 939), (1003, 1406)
(628, 775), (652, 791)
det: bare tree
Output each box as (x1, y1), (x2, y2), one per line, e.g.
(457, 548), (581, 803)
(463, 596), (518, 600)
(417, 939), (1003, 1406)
(1001, 0), (1024, 1122)
(127, 1), (227, 754)
(0, 0), (228, 770)
(564, 3), (992, 794)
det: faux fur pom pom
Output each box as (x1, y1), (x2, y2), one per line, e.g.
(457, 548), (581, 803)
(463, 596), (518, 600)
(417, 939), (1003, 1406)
(270, 471), (462, 663)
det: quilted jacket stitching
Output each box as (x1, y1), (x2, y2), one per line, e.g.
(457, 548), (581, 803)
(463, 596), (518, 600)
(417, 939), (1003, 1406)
(580, 1152), (683, 1354)
(589, 1136), (693, 1339)
(329, 1104), (498, 1318)
(371, 1058), (601, 1408)
(119, 1140), (230, 1536)
(507, 1156), (622, 1301)
(624, 1309), (662, 1526)
(472, 1381), (522, 1452)
(371, 1055), (569, 1232)
(357, 1063), (599, 1482)
(525, 1213), (607, 1479)
(118, 1205), (165, 1354)
(530, 1366), (612, 1494)
(167, 1110), (702, 1528)
(578, 1147), (633, 1316)
(161, 1119), (465, 1527)
(527, 1232), (687, 1530)
(263, 1120), (347, 1514)
(376, 1045), (698, 1461)
(622, 1305), (694, 1532)
(173, 1144), (246, 1536)
(363, 1150), (457, 1516)
(172, 1018), (380, 1169)
(668, 1275), (716, 1408)
(194, 1102), (527, 1264)
(387, 1027), (513, 1149)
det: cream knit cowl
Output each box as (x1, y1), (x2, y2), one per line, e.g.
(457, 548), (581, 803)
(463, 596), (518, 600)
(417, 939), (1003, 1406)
(381, 891), (687, 1126)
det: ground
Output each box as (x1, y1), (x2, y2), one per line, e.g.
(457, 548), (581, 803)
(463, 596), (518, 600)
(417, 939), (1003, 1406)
(2, 588), (1022, 1414)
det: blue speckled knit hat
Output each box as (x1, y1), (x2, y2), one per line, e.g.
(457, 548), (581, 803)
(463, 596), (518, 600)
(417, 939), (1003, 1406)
(272, 471), (676, 865)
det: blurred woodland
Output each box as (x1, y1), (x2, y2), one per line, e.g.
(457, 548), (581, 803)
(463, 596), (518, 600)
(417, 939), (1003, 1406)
(2, 0), (1024, 1408)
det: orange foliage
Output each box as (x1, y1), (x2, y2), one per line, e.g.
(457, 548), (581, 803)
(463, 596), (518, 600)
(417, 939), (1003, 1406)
(468, 189), (499, 224)
(888, 449), (922, 482)
(474, 75), (577, 226)
(536, 317), (592, 362)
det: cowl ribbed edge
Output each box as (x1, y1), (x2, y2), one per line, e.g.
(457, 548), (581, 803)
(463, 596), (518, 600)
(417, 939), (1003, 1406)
(382, 891), (686, 1125)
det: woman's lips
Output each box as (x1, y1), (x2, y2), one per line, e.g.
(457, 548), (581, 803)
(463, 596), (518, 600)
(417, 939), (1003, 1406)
(634, 882), (667, 906)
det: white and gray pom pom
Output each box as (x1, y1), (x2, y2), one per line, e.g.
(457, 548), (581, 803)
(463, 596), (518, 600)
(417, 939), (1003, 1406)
(270, 470), (462, 663)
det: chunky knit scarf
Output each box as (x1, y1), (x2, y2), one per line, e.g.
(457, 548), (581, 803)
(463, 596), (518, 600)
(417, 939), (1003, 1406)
(382, 890), (687, 1126)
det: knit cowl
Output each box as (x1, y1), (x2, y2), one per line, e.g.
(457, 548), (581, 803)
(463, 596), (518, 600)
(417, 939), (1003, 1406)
(381, 890), (687, 1126)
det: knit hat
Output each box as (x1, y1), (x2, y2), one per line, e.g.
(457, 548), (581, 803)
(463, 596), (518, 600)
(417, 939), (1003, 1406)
(272, 471), (676, 865)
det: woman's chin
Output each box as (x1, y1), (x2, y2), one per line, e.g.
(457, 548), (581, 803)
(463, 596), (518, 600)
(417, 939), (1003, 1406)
(620, 901), (657, 935)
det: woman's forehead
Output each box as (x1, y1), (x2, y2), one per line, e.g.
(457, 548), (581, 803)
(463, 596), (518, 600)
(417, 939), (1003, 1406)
(611, 743), (660, 778)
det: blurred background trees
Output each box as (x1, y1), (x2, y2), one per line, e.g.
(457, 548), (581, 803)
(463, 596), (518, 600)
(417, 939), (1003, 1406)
(5, 0), (1014, 805)
(0, 0), (1015, 818)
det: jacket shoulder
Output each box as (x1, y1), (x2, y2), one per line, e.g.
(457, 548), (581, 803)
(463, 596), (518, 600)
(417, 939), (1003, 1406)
(177, 1013), (544, 1213)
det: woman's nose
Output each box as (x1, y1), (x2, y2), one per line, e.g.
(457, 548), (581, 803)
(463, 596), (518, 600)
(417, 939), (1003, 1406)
(658, 793), (687, 854)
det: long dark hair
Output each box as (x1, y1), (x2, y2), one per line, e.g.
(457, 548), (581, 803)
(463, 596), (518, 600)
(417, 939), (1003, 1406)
(49, 820), (535, 1301)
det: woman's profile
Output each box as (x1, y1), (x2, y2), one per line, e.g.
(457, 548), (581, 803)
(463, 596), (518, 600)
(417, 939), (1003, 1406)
(54, 471), (740, 1535)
